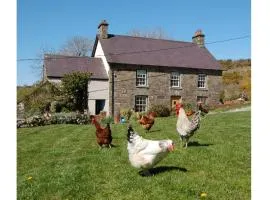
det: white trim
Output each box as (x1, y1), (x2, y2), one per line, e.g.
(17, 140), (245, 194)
(94, 40), (110, 75)
(171, 72), (181, 88)
(198, 74), (207, 88)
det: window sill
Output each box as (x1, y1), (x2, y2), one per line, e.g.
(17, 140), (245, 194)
(197, 88), (208, 91)
(171, 87), (182, 90)
(136, 86), (149, 88)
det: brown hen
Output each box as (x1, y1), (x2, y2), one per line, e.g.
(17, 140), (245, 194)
(138, 112), (156, 132)
(90, 115), (112, 148)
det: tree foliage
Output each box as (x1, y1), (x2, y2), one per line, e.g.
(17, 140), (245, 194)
(59, 36), (93, 56)
(61, 72), (91, 112)
(19, 81), (62, 116)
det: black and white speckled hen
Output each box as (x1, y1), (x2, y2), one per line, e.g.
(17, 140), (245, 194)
(176, 97), (203, 148)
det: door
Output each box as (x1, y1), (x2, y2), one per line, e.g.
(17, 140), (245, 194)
(95, 100), (105, 115)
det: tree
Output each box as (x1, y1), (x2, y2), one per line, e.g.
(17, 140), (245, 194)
(18, 81), (62, 116)
(127, 27), (172, 39)
(31, 46), (57, 80)
(59, 36), (93, 56)
(61, 72), (91, 112)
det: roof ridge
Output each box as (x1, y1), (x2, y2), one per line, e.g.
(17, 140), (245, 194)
(104, 34), (193, 44)
(44, 54), (96, 59)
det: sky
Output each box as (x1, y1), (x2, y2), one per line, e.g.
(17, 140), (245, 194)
(17, 0), (251, 86)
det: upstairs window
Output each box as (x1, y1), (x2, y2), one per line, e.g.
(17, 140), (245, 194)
(135, 96), (148, 112)
(197, 74), (206, 88)
(171, 72), (181, 87)
(136, 69), (147, 87)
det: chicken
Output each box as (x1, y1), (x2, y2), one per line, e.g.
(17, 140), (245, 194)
(127, 125), (174, 176)
(138, 112), (156, 132)
(175, 101), (195, 117)
(90, 115), (112, 148)
(136, 112), (142, 120)
(198, 103), (209, 114)
(176, 98), (203, 148)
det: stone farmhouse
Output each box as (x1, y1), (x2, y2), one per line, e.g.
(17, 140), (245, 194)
(43, 20), (223, 116)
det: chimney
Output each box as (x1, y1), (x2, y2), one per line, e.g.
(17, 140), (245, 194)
(192, 29), (205, 48)
(98, 20), (109, 39)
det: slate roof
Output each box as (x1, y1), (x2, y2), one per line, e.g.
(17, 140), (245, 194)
(44, 54), (108, 80)
(93, 34), (221, 70)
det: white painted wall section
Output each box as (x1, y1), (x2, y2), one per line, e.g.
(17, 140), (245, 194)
(88, 80), (109, 115)
(94, 41), (110, 75)
(47, 78), (61, 84)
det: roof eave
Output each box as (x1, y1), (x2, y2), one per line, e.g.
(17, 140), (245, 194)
(108, 61), (222, 71)
(91, 35), (100, 57)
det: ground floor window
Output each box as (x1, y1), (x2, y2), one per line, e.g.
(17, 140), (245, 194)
(197, 96), (207, 104)
(135, 96), (148, 112)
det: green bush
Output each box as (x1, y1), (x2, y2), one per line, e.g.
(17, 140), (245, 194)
(17, 112), (90, 128)
(25, 115), (46, 127)
(148, 104), (170, 117)
(50, 101), (63, 113)
(184, 103), (196, 111)
(50, 112), (89, 125)
(100, 116), (114, 125)
(62, 72), (91, 112)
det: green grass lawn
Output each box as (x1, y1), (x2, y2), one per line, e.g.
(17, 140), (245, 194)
(17, 111), (251, 200)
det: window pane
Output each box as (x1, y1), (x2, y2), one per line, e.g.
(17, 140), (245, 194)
(197, 96), (207, 104)
(171, 72), (180, 87)
(198, 74), (206, 88)
(136, 70), (147, 86)
(135, 96), (147, 112)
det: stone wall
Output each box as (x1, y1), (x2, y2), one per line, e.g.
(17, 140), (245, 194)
(109, 64), (222, 116)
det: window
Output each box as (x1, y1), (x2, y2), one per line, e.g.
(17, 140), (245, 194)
(171, 72), (181, 87)
(197, 74), (206, 88)
(136, 70), (147, 86)
(197, 96), (207, 104)
(135, 96), (148, 112)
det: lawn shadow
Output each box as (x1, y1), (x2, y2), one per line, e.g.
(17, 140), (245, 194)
(188, 141), (214, 147)
(139, 166), (187, 177)
(100, 144), (118, 149)
(147, 129), (161, 133)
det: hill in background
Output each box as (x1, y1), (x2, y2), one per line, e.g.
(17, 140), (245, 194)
(219, 59), (251, 102)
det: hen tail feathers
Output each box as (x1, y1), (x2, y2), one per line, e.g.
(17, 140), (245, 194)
(127, 124), (135, 143)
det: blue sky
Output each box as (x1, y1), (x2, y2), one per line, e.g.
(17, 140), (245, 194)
(17, 0), (251, 86)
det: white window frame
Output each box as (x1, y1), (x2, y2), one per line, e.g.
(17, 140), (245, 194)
(171, 72), (181, 88)
(136, 69), (147, 87)
(197, 74), (206, 88)
(135, 96), (148, 112)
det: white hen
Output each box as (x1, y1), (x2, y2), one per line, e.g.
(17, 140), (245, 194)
(127, 125), (174, 176)
(176, 97), (201, 148)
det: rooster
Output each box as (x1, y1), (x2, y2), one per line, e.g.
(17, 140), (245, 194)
(176, 98), (204, 148)
(138, 112), (156, 132)
(90, 115), (112, 148)
(127, 125), (174, 176)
